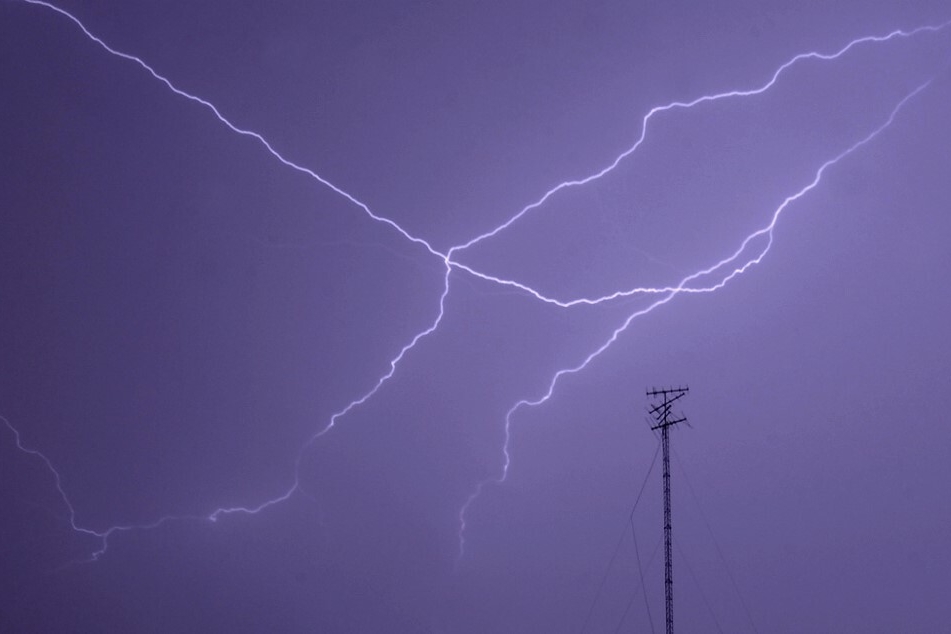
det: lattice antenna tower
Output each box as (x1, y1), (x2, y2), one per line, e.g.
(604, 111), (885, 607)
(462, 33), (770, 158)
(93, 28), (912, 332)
(647, 385), (690, 634)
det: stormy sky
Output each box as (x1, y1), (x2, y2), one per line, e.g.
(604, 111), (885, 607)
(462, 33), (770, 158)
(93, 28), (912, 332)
(2, 1), (950, 632)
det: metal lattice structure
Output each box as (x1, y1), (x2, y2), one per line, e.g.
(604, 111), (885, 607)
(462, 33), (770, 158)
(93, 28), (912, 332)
(647, 386), (689, 634)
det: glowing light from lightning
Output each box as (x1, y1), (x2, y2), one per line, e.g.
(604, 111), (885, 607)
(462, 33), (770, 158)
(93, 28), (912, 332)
(1, 414), (210, 563)
(3, 0), (459, 558)
(456, 78), (936, 557)
(208, 260), (452, 522)
(15, 0), (443, 260)
(447, 20), (951, 257)
(0, 262), (452, 555)
(3, 0), (948, 565)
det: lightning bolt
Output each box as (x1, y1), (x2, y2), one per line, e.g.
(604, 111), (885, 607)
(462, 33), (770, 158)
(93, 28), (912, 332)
(207, 260), (452, 522)
(1, 413), (210, 563)
(0, 260), (451, 558)
(455, 78), (940, 558)
(2, 0), (458, 557)
(3, 0), (949, 565)
(446, 19), (951, 307)
(447, 20), (951, 257)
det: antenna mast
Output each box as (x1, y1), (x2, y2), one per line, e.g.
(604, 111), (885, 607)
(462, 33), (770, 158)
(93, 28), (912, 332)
(647, 385), (689, 634)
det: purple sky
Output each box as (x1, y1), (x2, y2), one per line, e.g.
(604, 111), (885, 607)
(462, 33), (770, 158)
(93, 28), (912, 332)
(2, 2), (951, 632)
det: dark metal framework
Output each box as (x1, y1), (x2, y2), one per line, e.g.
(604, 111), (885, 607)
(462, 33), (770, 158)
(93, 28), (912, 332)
(647, 386), (689, 634)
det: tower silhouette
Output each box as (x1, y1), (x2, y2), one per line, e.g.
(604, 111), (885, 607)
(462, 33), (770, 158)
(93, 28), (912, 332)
(647, 386), (689, 634)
